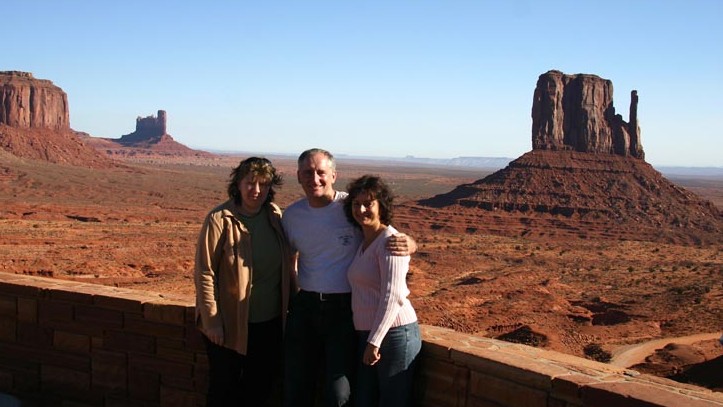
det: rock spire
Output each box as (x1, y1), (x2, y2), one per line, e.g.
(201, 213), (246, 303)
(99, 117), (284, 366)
(414, 70), (720, 244)
(117, 110), (168, 145)
(531, 70), (644, 159)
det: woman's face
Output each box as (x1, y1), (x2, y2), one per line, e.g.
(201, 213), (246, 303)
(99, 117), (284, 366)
(351, 191), (383, 230)
(238, 173), (271, 215)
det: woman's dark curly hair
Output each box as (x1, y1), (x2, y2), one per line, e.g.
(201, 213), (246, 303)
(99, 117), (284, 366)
(227, 157), (283, 206)
(344, 175), (394, 228)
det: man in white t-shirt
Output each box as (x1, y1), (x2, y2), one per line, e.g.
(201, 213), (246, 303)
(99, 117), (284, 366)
(282, 148), (414, 407)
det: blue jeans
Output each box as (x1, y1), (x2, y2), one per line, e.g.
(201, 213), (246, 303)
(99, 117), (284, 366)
(355, 322), (421, 407)
(283, 291), (356, 407)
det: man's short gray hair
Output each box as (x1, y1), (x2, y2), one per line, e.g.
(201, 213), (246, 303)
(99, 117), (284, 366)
(298, 148), (336, 170)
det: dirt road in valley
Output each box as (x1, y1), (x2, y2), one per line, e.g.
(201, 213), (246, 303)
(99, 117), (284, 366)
(610, 332), (722, 368)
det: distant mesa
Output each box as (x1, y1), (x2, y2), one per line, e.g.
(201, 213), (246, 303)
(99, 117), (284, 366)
(83, 109), (216, 159)
(0, 71), (115, 168)
(120, 110), (170, 147)
(0, 70), (212, 166)
(415, 70), (721, 244)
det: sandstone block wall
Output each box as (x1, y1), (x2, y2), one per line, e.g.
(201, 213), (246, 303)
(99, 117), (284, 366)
(417, 326), (722, 407)
(1, 273), (721, 406)
(0, 273), (207, 406)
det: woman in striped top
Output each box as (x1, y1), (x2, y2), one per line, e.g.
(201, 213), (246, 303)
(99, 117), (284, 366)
(344, 175), (421, 407)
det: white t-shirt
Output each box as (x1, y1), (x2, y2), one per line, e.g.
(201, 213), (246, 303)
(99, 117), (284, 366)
(282, 191), (362, 293)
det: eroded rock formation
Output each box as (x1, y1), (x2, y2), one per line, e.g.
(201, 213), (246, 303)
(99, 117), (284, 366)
(0, 71), (116, 168)
(415, 70), (721, 244)
(82, 109), (216, 159)
(118, 110), (167, 146)
(0, 71), (70, 131)
(531, 70), (643, 159)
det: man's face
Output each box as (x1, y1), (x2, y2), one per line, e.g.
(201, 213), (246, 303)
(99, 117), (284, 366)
(297, 153), (337, 205)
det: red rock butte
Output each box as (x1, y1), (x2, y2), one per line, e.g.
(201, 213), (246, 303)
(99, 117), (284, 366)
(82, 109), (215, 158)
(0, 71), (115, 168)
(0, 71), (70, 130)
(0, 71), (213, 163)
(532, 70), (643, 158)
(414, 70), (721, 245)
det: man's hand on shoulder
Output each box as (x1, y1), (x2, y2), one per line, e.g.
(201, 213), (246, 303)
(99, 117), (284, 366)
(386, 233), (417, 256)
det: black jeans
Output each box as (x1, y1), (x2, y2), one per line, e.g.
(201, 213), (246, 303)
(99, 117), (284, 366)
(283, 291), (356, 407)
(204, 317), (282, 407)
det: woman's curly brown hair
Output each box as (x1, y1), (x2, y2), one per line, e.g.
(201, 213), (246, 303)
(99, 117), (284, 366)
(227, 157), (283, 206)
(344, 175), (394, 228)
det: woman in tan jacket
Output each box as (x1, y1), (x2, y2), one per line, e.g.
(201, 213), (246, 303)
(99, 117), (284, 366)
(195, 157), (294, 407)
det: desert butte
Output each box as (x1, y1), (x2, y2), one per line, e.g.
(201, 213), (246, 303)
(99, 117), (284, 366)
(0, 69), (721, 391)
(1, 150), (721, 390)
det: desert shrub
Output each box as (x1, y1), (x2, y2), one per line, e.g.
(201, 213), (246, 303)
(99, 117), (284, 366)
(583, 343), (612, 362)
(496, 326), (548, 348)
(667, 283), (711, 305)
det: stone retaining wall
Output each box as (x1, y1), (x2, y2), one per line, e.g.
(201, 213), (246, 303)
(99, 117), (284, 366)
(0, 273), (721, 406)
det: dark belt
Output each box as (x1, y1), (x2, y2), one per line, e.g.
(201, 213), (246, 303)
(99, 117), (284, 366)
(298, 290), (351, 302)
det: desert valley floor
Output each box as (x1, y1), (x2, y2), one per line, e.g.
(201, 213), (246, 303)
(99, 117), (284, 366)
(1, 150), (721, 391)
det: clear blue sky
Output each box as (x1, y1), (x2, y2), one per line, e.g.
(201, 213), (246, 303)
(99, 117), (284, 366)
(4, 1), (721, 166)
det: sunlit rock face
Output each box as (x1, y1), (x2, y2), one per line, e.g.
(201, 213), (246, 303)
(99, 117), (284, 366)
(0, 71), (116, 168)
(414, 70), (721, 245)
(531, 70), (643, 159)
(0, 71), (70, 131)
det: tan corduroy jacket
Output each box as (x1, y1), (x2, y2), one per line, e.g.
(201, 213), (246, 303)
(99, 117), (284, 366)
(194, 200), (295, 355)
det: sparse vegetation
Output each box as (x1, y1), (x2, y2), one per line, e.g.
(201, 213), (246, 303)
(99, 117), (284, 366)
(583, 343), (612, 363)
(1, 152), (721, 392)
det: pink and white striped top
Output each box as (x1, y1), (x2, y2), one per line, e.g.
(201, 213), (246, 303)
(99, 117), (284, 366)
(347, 225), (418, 347)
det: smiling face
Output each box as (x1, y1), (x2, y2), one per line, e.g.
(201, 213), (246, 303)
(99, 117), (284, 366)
(297, 152), (337, 207)
(238, 173), (271, 215)
(343, 175), (394, 231)
(351, 191), (384, 231)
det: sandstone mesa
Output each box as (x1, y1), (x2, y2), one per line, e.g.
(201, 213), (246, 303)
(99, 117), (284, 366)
(0, 69), (721, 393)
(415, 70), (721, 245)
